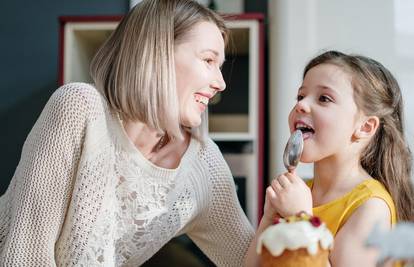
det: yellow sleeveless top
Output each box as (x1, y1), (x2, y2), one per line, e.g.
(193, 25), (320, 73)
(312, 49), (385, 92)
(306, 178), (397, 236)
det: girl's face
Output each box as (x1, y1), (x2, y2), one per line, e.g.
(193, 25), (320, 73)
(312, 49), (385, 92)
(174, 21), (226, 128)
(288, 63), (361, 163)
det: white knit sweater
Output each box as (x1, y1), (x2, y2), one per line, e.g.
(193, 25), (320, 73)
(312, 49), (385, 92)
(0, 83), (254, 266)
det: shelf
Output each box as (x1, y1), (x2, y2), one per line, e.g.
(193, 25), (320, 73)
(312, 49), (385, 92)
(62, 21), (118, 84)
(209, 132), (254, 141)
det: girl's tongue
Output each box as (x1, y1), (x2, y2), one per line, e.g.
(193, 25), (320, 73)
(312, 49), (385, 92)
(296, 123), (314, 140)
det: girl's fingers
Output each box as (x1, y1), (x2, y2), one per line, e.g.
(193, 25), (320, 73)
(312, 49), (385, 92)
(278, 175), (291, 188)
(266, 186), (278, 206)
(266, 186), (277, 199)
(274, 182), (283, 192)
(271, 178), (283, 192)
(286, 172), (304, 184)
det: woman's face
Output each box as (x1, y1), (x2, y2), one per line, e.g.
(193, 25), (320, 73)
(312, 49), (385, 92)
(174, 21), (226, 128)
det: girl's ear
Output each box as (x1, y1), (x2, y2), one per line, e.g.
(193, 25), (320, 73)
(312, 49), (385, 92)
(354, 116), (380, 140)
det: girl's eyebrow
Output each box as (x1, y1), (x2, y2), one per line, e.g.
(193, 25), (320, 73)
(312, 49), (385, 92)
(318, 85), (340, 96)
(298, 85), (339, 97)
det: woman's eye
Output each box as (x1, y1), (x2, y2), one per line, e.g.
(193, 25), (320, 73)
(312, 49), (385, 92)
(204, 58), (214, 64)
(319, 95), (332, 103)
(296, 94), (304, 101)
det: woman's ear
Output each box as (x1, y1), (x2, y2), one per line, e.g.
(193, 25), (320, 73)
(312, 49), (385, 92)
(354, 116), (380, 141)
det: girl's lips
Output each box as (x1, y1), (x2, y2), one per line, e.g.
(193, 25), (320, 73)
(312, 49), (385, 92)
(293, 120), (315, 140)
(302, 131), (313, 140)
(294, 120), (314, 131)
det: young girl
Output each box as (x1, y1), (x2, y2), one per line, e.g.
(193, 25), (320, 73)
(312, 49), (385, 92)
(246, 50), (414, 266)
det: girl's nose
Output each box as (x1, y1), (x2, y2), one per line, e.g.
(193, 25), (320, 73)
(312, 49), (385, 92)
(295, 99), (311, 113)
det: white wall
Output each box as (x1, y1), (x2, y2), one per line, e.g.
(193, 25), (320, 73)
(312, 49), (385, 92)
(269, 0), (414, 180)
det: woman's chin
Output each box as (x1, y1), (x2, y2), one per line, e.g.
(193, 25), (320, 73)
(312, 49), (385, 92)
(181, 118), (201, 129)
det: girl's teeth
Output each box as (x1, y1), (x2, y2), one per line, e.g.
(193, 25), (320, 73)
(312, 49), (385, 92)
(297, 123), (307, 128)
(296, 122), (312, 130)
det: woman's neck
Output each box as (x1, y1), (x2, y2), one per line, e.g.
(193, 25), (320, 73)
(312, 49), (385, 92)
(122, 120), (191, 169)
(122, 120), (165, 158)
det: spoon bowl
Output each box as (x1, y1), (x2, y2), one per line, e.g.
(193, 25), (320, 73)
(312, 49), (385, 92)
(283, 130), (304, 172)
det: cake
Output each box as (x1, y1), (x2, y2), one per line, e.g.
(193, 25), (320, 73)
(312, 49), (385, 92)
(257, 212), (334, 267)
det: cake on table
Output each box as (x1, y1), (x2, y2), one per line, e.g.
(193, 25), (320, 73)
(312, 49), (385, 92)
(257, 212), (334, 267)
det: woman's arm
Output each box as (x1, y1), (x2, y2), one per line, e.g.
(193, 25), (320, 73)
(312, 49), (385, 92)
(330, 197), (392, 267)
(187, 139), (255, 267)
(0, 85), (88, 265)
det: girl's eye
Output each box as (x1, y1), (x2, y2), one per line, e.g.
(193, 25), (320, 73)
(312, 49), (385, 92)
(296, 94), (304, 101)
(319, 95), (333, 103)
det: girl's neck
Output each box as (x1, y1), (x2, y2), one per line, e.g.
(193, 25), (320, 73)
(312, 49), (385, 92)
(312, 156), (370, 205)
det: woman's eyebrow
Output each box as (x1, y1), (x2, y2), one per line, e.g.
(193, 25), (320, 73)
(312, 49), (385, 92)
(200, 49), (226, 66)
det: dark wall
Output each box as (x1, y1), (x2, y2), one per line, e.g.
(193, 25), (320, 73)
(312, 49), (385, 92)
(0, 0), (266, 194)
(0, 0), (128, 194)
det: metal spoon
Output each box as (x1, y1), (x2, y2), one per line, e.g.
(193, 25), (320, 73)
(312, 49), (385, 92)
(283, 130), (304, 172)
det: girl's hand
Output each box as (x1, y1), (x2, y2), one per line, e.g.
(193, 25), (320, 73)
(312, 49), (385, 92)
(264, 171), (313, 218)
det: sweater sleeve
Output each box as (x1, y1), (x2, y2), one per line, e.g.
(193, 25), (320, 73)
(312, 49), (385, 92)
(187, 139), (255, 267)
(0, 84), (89, 266)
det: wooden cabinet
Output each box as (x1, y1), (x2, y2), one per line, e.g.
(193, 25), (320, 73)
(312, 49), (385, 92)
(59, 14), (265, 227)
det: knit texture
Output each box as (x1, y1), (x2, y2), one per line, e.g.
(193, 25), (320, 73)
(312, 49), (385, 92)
(0, 83), (254, 266)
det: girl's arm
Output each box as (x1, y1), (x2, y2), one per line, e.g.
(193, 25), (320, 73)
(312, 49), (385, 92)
(244, 172), (313, 267)
(244, 183), (282, 267)
(244, 215), (273, 267)
(330, 197), (392, 267)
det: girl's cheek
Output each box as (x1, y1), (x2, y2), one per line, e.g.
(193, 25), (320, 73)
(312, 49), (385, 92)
(288, 111), (295, 131)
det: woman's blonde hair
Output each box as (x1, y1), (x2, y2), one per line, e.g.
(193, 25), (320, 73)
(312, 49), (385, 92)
(90, 0), (228, 139)
(304, 50), (414, 221)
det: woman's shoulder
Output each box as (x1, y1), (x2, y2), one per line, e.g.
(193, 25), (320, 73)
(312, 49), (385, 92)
(53, 82), (101, 104)
(50, 83), (108, 117)
(197, 137), (224, 160)
(193, 136), (233, 176)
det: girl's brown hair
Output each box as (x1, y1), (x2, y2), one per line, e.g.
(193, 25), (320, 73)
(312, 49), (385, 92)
(90, 0), (228, 139)
(304, 50), (414, 221)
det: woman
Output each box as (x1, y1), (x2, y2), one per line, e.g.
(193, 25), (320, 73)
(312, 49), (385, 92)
(0, 0), (254, 266)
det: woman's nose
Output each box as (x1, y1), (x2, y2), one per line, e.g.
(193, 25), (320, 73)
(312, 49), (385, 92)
(211, 70), (226, 92)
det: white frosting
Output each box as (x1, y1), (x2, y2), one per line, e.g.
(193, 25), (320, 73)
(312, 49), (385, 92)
(256, 221), (334, 256)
